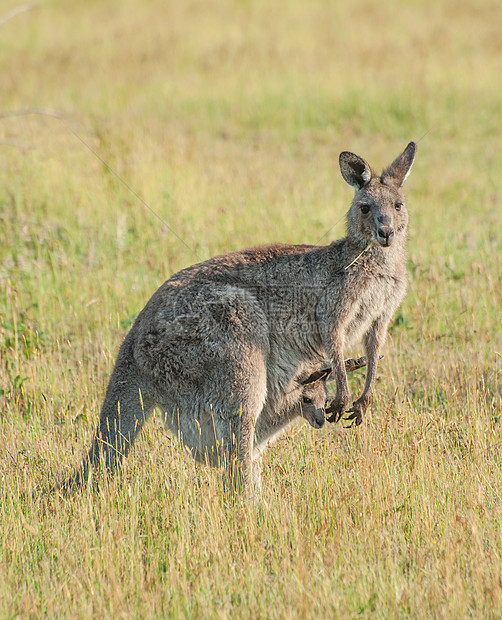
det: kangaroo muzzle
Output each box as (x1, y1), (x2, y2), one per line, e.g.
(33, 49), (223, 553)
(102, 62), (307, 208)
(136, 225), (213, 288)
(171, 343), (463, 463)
(377, 225), (395, 246)
(309, 408), (326, 429)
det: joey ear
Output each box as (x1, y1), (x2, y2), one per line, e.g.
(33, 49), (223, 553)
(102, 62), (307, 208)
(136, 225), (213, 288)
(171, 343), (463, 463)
(381, 141), (417, 188)
(339, 152), (372, 189)
(301, 367), (332, 385)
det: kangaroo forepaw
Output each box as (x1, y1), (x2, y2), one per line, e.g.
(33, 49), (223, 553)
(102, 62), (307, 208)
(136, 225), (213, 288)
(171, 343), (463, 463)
(344, 407), (363, 428)
(325, 401), (347, 424)
(326, 411), (341, 424)
(344, 356), (367, 372)
(343, 403), (366, 427)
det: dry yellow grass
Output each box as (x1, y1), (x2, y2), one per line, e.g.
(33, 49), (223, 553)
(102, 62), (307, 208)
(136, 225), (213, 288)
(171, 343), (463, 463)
(1, 0), (502, 616)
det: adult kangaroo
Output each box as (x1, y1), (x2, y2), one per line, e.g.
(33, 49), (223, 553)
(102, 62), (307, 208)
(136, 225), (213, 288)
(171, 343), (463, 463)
(67, 142), (416, 492)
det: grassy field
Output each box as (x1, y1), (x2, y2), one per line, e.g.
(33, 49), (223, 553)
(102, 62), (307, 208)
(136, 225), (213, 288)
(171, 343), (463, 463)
(1, 0), (502, 616)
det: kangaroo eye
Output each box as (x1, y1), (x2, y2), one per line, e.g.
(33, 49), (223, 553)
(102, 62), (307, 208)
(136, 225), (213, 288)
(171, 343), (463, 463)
(302, 397), (312, 404)
(395, 202), (403, 211)
(360, 204), (370, 214)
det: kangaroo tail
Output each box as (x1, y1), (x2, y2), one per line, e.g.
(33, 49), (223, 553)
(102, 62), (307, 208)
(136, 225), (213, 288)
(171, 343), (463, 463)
(59, 333), (154, 494)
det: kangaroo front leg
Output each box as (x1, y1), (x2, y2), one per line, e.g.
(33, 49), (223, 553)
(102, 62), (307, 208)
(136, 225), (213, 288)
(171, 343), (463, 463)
(345, 318), (388, 426)
(325, 332), (351, 424)
(317, 291), (354, 424)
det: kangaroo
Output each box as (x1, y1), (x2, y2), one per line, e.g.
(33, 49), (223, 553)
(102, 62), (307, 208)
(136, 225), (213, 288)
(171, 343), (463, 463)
(250, 360), (368, 490)
(65, 142), (416, 492)
(250, 367), (331, 491)
(253, 357), (370, 463)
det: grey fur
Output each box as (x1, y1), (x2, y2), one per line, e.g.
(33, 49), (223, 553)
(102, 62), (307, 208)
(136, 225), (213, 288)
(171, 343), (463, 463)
(66, 142), (416, 492)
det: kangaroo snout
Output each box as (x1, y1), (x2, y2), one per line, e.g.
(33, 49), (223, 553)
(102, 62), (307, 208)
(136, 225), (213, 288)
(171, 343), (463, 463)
(310, 408), (326, 429)
(377, 225), (395, 246)
(301, 398), (327, 429)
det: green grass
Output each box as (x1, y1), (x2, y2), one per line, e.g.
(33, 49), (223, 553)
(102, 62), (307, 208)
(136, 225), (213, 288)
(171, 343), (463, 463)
(1, 0), (502, 616)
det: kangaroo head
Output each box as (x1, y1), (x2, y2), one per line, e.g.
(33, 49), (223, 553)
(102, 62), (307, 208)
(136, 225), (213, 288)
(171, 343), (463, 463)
(299, 368), (331, 429)
(340, 142), (416, 248)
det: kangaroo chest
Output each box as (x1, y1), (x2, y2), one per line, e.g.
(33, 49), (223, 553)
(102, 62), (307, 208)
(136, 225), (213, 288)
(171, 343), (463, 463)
(340, 271), (404, 348)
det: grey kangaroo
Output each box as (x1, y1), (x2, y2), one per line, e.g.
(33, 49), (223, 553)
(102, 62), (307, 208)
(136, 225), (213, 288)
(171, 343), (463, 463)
(67, 142), (416, 492)
(239, 366), (331, 491)
(251, 358), (369, 490)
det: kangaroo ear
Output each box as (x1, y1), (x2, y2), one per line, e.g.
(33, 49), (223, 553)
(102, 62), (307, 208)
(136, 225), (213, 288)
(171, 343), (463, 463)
(339, 152), (372, 189)
(381, 142), (417, 188)
(301, 367), (332, 385)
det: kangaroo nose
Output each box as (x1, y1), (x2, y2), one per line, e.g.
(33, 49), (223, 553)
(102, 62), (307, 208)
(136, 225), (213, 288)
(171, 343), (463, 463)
(313, 409), (325, 429)
(377, 226), (394, 246)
